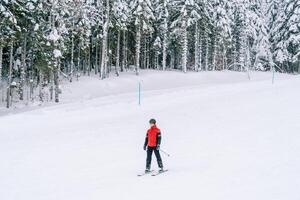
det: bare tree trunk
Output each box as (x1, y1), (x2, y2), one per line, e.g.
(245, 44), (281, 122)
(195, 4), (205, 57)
(38, 71), (44, 102)
(0, 42), (2, 82)
(170, 50), (174, 69)
(116, 30), (120, 76)
(144, 34), (148, 69)
(107, 31), (111, 76)
(205, 37), (209, 71)
(77, 41), (81, 81)
(99, 40), (102, 77)
(199, 35), (202, 71)
(20, 34), (27, 100)
(240, 31), (246, 72)
(182, 23), (188, 73)
(147, 34), (150, 69)
(121, 30), (125, 72)
(155, 51), (159, 69)
(135, 20), (141, 75)
(7, 42), (13, 108)
(70, 20), (74, 82)
(88, 43), (91, 76)
(83, 51), (87, 75)
(85, 55), (87, 75)
(29, 77), (34, 102)
(100, 0), (110, 79)
(28, 58), (33, 102)
(95, 38), (98, 75)
(162, 18), (167, 71)
(125, 31), (128, 70)
(50, 71), (54, 101)
(54, 58), (60, 103)
(195, 21), (199, 72)
(105, 0), (110, 77)
(0, 42), (2, 103)
(222, 43), (226, 70)
(245, 40), (251, 70)
(212, 36), (216, 71)
(122, 30), (127, 72)
(144, 35), (147, 69)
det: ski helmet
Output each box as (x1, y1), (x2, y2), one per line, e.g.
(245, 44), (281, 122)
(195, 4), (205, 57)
(149, 118), (156, 124)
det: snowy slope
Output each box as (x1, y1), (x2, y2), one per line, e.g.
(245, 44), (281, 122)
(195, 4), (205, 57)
(0, 70), (300, 200)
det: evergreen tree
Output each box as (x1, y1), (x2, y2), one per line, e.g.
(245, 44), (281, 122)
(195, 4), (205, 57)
(170, 0), (201, 72)
(1, 0), (299, 108)
(270, 0), (300, 73)
(130, 0), (155, 75)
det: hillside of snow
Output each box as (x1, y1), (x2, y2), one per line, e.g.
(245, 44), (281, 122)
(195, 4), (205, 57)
(0, 70), (299, 200)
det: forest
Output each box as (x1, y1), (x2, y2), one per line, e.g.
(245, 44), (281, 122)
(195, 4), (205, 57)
(0, 0), (299, 108)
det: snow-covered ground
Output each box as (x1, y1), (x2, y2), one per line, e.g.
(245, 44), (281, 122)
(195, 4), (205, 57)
(0, 70), (300, 200)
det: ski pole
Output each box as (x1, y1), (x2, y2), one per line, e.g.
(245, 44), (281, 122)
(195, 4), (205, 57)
(160, 149), (170, 157)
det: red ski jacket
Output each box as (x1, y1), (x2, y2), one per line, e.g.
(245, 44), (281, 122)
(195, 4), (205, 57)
(144, 125), (161, 147)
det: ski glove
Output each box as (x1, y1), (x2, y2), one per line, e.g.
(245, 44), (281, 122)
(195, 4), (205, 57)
(143, 145), (147, 151)
(156, 145), (160, 151)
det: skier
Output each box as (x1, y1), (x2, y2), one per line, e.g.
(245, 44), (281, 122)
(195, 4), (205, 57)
(143, 118), (164, 173)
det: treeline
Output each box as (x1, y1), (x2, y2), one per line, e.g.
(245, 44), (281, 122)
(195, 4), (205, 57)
(0, 0), (299, 108)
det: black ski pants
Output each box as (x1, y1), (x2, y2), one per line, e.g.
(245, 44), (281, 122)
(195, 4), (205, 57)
(146, 146), (163, 169)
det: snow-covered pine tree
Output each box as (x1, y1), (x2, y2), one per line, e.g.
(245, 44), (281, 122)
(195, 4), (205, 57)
(112, 0), (130, 74)
(195, 1), (211, 71)
(91, 0), (103, 75)
(0, 0), (21, 107)
(43, 0), (71, 102)
(247, 0), (274, 72)
(130, 0), (155, 75)
(270, 0), (300, 73)
(187, 0), (212, 71)
(1, 0), (300, 109)
(170, 0), (201, 73)
(229, 1), (247, 71)
(14, 0), (40, 101)
(153, 0), (169, 70)
(100, 0), (111, 79)
(0, 1), (16, 86)
(153, 36), (162, 69)
(64, 0), (87, 81)
(210, 0), (231, 71)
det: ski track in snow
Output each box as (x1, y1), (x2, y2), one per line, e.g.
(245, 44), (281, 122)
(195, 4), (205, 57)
(0, 70), (300, 200)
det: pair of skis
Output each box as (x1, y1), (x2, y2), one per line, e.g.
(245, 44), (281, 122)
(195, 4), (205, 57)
(137, 169), (168, 177)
